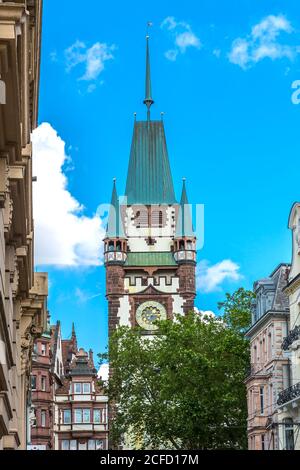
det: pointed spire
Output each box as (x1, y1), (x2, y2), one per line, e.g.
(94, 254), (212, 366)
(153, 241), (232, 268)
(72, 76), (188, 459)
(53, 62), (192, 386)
(106, 179), (125, 238)
(175, 178), (194, 238)
(143, 35), (154, 118)
(72, 322), (76, 338)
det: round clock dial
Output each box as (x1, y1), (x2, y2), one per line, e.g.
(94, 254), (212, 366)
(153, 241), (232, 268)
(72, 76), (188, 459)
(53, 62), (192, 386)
(135, 301), (167, 331)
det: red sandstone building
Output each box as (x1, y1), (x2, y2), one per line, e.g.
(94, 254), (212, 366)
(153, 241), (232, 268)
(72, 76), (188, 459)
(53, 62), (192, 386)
(54, 348), (108, 450)
(29, 320), (64, 449)
(30, 323), (108, 450)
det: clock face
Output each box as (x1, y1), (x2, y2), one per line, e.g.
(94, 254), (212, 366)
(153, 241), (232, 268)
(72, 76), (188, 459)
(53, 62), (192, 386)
(135, 301), (167, 331)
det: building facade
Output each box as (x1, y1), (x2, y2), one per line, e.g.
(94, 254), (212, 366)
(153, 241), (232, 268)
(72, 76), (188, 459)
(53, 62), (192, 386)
(0, 0), (47, 449)
(53, 347), (108, 451)
(245, 264), (290, 450)
(30, 320), (64, 450)
(104, 37), (196, 338)
(276, 202), (300, 450)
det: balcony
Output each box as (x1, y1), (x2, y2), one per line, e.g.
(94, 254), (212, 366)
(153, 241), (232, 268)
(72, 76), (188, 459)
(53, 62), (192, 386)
(281, 325), (300, 351)
(277, 382), (300, 406)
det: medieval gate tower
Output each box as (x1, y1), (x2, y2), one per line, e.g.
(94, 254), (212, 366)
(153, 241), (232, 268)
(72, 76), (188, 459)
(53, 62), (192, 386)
(104, 37), (197, 335)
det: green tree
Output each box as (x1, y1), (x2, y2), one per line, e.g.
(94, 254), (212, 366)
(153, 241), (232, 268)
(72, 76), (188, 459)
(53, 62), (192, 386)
(100, 289), (253, 450)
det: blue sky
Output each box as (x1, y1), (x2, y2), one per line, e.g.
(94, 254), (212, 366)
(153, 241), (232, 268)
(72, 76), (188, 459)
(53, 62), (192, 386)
(35, 0), (300, 358)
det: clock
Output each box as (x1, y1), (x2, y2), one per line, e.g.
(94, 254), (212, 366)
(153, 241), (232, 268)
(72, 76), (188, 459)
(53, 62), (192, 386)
(135, 301), (167, 331)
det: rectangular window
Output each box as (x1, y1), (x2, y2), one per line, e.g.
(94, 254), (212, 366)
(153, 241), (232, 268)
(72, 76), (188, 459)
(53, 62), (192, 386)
(41, 410), (46, 428)
(261, 434), (265, 451)
(83, 383), (91, 393)
(260, 387), (264, 415)
(61, 440), (69, 450)
(83, 409), (90, 423)
(74, 409), (82, 423)
(70, 440), (77, 451)
(32, 409), (37, 427)
(88, 440), (96, 450)
(63, 409), (71, 424)
(74, 383), (81, 394)
(41, 343), (46, 356)
(41, 376), (46, 391)
(31, 375), (37, 391)
(93, 409), (101, 424)
(283, 364), (290, 390)
(96, 440), (104, 450)
(78, 442), (87, 450)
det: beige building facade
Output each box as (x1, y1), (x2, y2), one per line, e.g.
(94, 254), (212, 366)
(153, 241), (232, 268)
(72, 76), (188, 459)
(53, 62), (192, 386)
(0, 0), (47, 450)
(276, 202), (300, 449)
(245, 264), (290, 450)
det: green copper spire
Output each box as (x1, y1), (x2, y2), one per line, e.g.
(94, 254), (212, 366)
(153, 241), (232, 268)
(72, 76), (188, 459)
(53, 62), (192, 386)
(175, 179), (194, 238)
(143, 36), (154, 118)
(106, 179), (125, 237)
(125, 36), (176, 205)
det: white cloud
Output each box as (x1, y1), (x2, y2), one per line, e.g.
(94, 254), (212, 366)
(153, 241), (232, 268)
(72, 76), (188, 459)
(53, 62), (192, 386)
(161, 16), (201, 61)
(196, 259), (242, 293)
(32, 123), (106, 267)
(65, 40), (115, 89)
(228, 14), (298, 69)
(98, 363), (109, 382)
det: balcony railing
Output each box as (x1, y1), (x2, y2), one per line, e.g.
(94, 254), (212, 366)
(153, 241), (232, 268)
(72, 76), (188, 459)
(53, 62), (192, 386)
(277, 381), (300, 406)
(281, 325), (300, 351)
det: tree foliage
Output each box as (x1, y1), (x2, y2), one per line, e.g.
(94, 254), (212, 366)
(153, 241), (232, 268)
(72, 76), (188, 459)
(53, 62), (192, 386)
(100, 288), (253, 450)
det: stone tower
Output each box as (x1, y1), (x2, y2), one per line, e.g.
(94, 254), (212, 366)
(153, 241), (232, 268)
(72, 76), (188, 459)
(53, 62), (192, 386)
(104, 36), (196, 335)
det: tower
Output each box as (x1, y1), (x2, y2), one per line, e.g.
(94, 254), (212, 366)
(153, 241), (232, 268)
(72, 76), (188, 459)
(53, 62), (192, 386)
(105, 36), (196, 335)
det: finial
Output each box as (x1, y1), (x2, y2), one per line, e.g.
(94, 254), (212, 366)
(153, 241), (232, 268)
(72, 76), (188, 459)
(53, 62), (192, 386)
(113, 177), (116, 182)
(182, 177), (186, 182)
(143, 29), (154, 119)
(160, 112), (164, 121)
(134, 112), (137, 121)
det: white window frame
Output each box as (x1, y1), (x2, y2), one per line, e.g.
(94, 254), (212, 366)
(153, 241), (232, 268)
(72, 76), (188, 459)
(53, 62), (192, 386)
(93, 409), (101, 424)
(74, 383), (82, 394)
(83, 409), (91, 423)
(41, 410), (46, 428)
(74, 409), (82, 423)
(61, 440), (69, 450)
(41, 376), (46, 392)
(63, 409), (71, 424)
(83, 383), (91, 394)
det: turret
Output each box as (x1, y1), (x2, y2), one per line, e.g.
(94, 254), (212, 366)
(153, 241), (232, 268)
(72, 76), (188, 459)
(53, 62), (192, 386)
(104, 179), (127, 265)
(174, 179), (196, 264)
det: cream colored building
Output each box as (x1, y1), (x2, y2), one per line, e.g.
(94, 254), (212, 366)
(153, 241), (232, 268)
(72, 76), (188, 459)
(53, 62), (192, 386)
(0, 0), (48, 450)
(277, 202), (300, 450)
(245, 264), (290, 450)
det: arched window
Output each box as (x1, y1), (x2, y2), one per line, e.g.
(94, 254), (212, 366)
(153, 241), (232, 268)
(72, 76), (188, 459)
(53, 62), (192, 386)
(116, 241), (121, 251)
(108, 241), (114, 252)
(179, 240), (185, 250)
